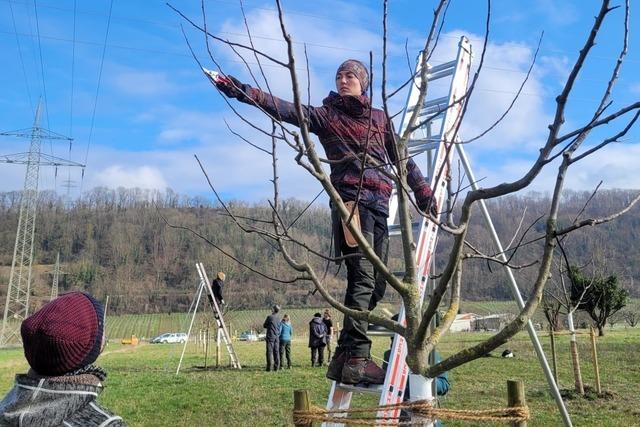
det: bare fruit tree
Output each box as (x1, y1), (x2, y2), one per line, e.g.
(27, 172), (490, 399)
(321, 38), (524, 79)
(169, 0), (639, 380)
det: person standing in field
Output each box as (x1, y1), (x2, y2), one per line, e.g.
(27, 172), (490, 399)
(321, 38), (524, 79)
(214, 59), (436, 384)
(279, 314), (293, 369)
(0, 292), (125, 426)
(309, 312), (328, 367)
(263, 304), (281, 371)
(322, 309), (334, 361)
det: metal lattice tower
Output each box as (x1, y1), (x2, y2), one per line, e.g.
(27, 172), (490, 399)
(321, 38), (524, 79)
(50, 251), (61, 300)
(0, 101), (84, 346)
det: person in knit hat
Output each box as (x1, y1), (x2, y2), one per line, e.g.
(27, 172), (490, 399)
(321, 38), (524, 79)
(0, 292), (125, 426)
(336, 59), (369, 95)
(213, 58), (436, 385)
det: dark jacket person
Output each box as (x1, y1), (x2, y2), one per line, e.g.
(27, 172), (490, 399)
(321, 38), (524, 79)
(214, 59), (435, 385)
(309, 313), (328, 367)
(263, 305), (281, 371)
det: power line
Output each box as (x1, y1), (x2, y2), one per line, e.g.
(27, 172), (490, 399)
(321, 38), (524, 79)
(8, 0), (34, 115)
(1, 0), (637, 66)
(32, 0), (51, 135)
(0, 29), (634, 90)
(80, 0), (114, 196)
(69, 0), (76, 139)
(66, 0), (76, 202)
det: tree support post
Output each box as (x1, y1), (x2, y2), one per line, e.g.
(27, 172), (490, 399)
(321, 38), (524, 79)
(409, 373), (434, 427)
(549, 326), (558, 385)
(507, 379), (527, 427)
(589, 327), (601, 394)
(216, 326), (221, 367)
(293, 389), (312, 427)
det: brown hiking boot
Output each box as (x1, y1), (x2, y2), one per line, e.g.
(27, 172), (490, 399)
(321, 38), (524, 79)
(341, 357), (386, 385)
(326, 351), (346, 381)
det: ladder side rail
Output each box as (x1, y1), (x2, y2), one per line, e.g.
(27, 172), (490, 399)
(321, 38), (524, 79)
(176, 281), (204, 375)
(455, 144), (572, 427)
(377, 36), (472, 422)
(197, 263), (241, 368)
(323, 387), (353, 427)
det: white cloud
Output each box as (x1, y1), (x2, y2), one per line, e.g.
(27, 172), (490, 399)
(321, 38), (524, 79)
(214, 7), (380, 103)
(93, 165), (168, 190)
(439, 31), (552, 152)
(462, 140), (640, 193)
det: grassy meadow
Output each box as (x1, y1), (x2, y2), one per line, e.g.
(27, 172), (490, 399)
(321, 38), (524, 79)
(1, 320), (639, 426)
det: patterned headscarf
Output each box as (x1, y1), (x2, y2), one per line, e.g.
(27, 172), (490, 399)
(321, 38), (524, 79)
(337, 59), (369, 94)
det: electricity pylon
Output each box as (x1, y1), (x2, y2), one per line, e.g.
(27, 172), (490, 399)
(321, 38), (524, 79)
(0, 101), (84, 346)
(49, 251), (63, 300)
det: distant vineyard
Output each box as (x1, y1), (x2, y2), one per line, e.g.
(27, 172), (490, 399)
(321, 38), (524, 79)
(106, 306), (338, 340)
(105, 299), (640, 340)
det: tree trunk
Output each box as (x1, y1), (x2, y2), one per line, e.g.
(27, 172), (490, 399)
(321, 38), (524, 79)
(597, 325), (605, 336)
(569, 338), (584, 395)
(567, 313), (584, 395)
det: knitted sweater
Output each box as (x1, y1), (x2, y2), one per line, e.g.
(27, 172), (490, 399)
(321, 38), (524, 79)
(0, 369), (124, 426)
(236, 86), (433, 215)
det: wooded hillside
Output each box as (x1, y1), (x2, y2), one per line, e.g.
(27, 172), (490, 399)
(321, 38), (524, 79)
(0, 187), (637, 314)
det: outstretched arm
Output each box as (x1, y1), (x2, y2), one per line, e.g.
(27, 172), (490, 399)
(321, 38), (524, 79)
(214, 74), (326, 133)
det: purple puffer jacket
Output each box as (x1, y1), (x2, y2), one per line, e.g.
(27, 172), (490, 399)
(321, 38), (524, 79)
(236, 85), (433, 216)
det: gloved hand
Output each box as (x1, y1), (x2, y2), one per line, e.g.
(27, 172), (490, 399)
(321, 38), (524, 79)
(220, 299), (225, 306)
(215, 74), (248, 101)
(424, 197), (438, 219)
(416, 186), (438, 219)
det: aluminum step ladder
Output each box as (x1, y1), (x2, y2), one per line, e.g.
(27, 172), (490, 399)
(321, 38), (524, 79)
(196, 262), (242, 369)
(324, 36), (472, 426)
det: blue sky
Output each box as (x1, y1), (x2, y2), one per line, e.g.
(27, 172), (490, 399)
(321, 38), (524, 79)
(0, 0), (638, 203)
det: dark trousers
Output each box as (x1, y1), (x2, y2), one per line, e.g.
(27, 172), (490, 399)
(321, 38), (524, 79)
(266, 339), (280, 371)
(279, 340), (292, 368)
(207, 295), (223, 319)
(334, 205), (389, 359)
(311, 346), (325, 366)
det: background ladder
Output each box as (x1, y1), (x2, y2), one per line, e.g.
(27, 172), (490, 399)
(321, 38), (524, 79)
(324, 36), (472, 426)
(196, 262), (242, 369)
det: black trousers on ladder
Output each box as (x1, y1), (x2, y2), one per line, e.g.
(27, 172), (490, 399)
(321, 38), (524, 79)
(333, 205), (389, 359)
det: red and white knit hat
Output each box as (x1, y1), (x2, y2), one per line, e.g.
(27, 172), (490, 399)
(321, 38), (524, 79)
(21, 292), (105, 376)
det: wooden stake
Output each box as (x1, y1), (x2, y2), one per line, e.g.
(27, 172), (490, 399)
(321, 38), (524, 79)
(507, 380), (527, 427)
(104, 295), (110, 318)
(204, 327), (209, 369)
(293, 389), (312, 427)
(549, 326), (558, 385)
(216, 326), (221, 367)
(590, 326), (602, 394)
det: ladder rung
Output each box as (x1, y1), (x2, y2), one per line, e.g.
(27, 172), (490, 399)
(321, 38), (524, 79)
(408, 140), (440, 155)
(335, 383), (383, 395)
(423, 95), (450, 110)
(388, 222), (421, 237)
(408, 95), (449, 115)
(413, 60), (457, 83)
(367, 329), (395, 337)
(427, 59), (457, 75)
(408, 137), (440, 148)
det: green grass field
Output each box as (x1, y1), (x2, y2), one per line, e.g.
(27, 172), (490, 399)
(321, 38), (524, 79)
(1, 325), (638, 426)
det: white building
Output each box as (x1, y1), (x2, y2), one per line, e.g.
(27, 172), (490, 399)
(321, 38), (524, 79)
(450, 313), (478, 332)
